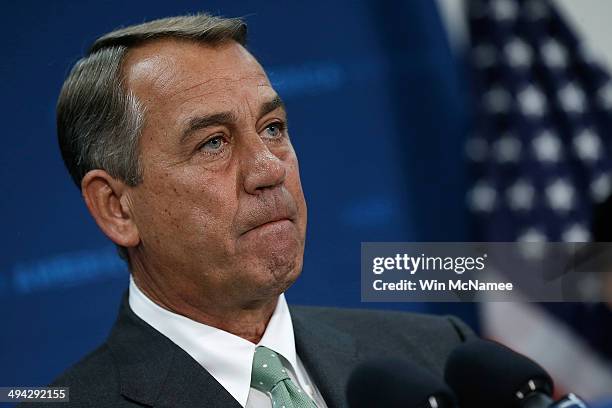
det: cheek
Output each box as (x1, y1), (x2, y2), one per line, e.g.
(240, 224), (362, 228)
(132, 172), (238, 250)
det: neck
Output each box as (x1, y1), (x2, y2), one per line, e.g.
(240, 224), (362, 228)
(131, 272), (278, 344)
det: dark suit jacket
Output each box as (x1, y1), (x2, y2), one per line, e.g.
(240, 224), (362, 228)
(26, 294), (474, 407)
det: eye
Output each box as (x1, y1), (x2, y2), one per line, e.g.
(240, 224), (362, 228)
(199, 135), (226, 153)
(262, 122), (285, 139)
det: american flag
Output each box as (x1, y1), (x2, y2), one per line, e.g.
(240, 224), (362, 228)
(465, 0), (612, 244)
(464, 0), (612, 400)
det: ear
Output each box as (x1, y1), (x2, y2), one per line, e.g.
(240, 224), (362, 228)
(81, 170), (140, 248)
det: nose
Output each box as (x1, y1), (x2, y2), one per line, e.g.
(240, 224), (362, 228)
(241, 136), (287, 195)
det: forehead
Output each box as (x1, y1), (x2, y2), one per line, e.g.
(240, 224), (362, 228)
(122, 39), (274, 116)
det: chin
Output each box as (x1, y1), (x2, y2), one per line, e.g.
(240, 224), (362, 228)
(269, 251), (303, 287)
(247, 251), (304, 296)
(236, 222), (305, 295)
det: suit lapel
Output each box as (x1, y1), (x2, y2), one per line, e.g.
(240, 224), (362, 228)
(107, 294), (367, 407)
(291, 307), (361, 408)
(107, 293), (242, 408)
(154, 352), (241, 408)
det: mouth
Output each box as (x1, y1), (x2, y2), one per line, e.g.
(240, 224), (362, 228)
(242, 217), (294, 236)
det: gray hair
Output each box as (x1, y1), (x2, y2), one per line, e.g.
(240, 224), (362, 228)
(57, 13), (247, 262)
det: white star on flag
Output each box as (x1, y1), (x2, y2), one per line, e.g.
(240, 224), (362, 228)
(558, 82), (585, 113)
(561, 224), (590, 242)
(494, 133), (522, 162)
(484, 86), (512, 113)
(517, 228), (548, 260)
(518, 228), (547, 242)
(468, 180), (497, 212)
(546, 179), (575, 212)
(532, 130), (562, 162)
(518, 85), (547, 116)
(507, 179), (535, 210)
(505, 38), (532, 68)
(491, 0), (518, 21)
(590, 173), (612, 202)
(573, 128), (601, 162)
(540, 38), (567, 69)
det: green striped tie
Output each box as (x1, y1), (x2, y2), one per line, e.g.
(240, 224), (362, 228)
(250, 346), (317, 408)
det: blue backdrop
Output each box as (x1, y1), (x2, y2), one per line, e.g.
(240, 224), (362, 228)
(0, 0), (476, 392)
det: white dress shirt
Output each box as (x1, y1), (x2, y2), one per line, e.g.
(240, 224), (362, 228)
(128, 275), (327, 408)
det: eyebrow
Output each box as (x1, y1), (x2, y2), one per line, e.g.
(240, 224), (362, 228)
(180, 95), (286, 144)
(258, 95), (285, 118)
(181, 111), (237, 144)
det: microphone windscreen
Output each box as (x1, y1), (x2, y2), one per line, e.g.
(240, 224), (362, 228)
(347, 358), (456, 408)
(444, 339), (553, 408)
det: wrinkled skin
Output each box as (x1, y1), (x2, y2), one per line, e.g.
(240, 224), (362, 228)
(82, 39), (307, 342)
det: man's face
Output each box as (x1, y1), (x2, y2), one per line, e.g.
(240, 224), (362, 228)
(122, 39), (307, 306)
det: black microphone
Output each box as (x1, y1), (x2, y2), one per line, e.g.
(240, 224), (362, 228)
(444, 339), (588, 408)
(347, 358), (457, 408)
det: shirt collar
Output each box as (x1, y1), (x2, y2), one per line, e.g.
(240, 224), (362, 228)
(128, 275), (297, 407)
